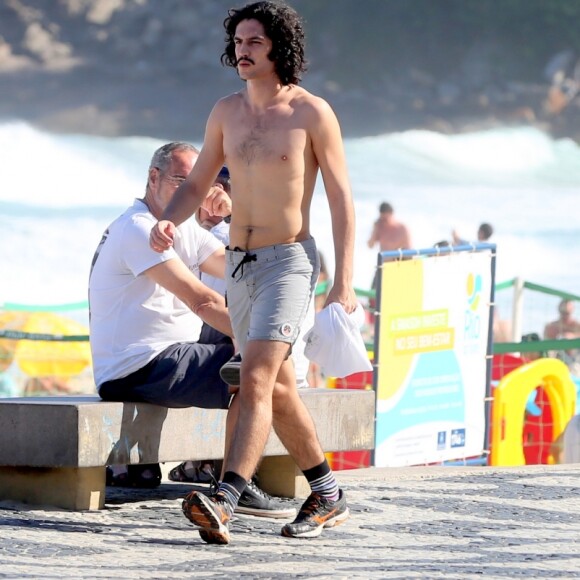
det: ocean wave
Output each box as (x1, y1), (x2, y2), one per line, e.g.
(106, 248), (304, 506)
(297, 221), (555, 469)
(1, 120), (578, 304)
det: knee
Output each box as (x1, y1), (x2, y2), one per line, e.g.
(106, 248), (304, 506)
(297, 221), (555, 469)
(272, 381), (295, 414)
(238, 369), (275, 405)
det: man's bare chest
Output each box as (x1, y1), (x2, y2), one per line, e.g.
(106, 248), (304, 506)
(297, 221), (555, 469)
(225, 114), (307, 165)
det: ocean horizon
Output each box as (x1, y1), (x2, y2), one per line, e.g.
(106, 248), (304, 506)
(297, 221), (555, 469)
(1, 120), (578, 335)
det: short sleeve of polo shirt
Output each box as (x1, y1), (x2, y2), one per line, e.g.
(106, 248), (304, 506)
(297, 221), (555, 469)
(121, 212), (178, 277)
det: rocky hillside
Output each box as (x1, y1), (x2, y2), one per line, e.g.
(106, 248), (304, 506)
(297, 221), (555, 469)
(1, 0), (579, 141)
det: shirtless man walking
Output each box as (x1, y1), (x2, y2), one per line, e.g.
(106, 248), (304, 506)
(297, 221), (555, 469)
(150, 1), (356, 544)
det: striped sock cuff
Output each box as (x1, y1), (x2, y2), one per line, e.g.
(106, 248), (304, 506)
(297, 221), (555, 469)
(303, 460), (339, 501)
(218, 470), (247, 511)
(218, 482), (242, 511)
(309, 471), (339, 501)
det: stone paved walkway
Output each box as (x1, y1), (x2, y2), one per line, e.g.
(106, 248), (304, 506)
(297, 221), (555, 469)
(1, 464), (579, 579)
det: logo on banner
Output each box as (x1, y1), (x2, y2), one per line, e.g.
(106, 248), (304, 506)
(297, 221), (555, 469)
(464, 273), (482, 344)
(450, 428), (466, 448)
(437, 431), (447, 450)
(466, 273), (482, 311)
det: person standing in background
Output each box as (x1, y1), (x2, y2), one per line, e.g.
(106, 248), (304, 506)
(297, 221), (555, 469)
(367, 202), (413, 255)
(452, 222), (493, 246)
(544, 299), (580, 376)
(543, 299), (580, 340)
(367, 202), (412, 290)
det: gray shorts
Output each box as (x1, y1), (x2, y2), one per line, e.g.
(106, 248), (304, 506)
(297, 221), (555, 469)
(225, 238), (320, 355)
(98, 341), (234, 409)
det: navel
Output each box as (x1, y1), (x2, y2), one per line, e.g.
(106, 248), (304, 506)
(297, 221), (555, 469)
(244, 227), (253, 250)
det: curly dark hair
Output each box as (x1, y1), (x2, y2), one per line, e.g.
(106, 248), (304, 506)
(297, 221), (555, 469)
(221, 1), (307, 86)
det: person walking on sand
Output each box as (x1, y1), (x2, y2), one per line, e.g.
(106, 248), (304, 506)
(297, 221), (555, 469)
(149, 1), (356, 544)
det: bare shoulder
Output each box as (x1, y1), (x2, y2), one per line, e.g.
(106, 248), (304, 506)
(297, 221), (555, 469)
(291, 87), (335, 120)
(290, 89), (340, 144)
(212, 91), (245, 117)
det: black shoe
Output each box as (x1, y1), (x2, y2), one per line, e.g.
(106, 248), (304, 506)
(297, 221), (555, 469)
(127, 464), (162, 488)
(220, 353), (242, 385)
(236, 478), (297, 519)
(281, 489), (349, 538)
(182, 490), (233, 545)
(106, 464), (161, 488)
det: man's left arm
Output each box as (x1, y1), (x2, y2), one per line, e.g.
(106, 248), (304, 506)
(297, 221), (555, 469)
(310, 98), (357, 313)
(145, 256), (233, 338)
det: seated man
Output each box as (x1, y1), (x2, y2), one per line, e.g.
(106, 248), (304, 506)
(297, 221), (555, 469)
(88, 141), (294, 518)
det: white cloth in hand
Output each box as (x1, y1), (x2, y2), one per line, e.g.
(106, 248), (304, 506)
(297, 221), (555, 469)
(303, 302), (372, 378)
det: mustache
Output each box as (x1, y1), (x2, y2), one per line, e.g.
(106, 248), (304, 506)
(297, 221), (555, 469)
(236, 57), (254, 66)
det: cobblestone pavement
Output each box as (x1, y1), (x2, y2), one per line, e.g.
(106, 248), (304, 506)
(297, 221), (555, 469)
(1, 464), (579, 579)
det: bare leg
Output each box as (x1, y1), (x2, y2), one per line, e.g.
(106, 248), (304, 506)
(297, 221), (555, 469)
(224, 339), (289, 480)
(221, 390), (239, 480)
(222, 360), (324, 479)
(271, 359), (325, 471)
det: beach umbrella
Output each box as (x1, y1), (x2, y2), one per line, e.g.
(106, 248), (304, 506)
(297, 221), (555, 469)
(0, 311), (23, 372)
(0, 310), (91, 378)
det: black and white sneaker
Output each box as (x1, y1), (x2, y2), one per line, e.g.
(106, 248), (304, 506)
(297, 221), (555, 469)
(236, 478), (296, 519)
(281, 489), (349, 538)
(220, 353), (242, 385)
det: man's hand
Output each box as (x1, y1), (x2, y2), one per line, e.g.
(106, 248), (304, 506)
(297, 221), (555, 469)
(150, 220), (176, 253)
(203, 185), (232, 218)
(324, 283), (357, 314)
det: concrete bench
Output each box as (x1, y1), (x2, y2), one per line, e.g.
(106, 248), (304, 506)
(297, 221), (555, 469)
(0, 388), (375, 510)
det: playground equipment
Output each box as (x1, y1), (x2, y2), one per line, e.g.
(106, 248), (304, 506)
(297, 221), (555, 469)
(490, 358), (577, 466)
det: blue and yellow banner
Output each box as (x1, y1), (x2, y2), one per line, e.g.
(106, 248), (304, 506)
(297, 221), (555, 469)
(374, 249), (493, 466)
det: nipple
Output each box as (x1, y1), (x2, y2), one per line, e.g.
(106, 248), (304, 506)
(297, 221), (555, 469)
(281, 155), (288, 161)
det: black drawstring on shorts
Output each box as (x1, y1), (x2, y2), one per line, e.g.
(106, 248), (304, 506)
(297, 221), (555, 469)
(231, 250), (257, 279)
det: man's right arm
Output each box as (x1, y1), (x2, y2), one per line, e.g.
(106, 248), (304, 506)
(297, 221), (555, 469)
(145, 257), (233, 338)
(150, 101), (228, 252)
